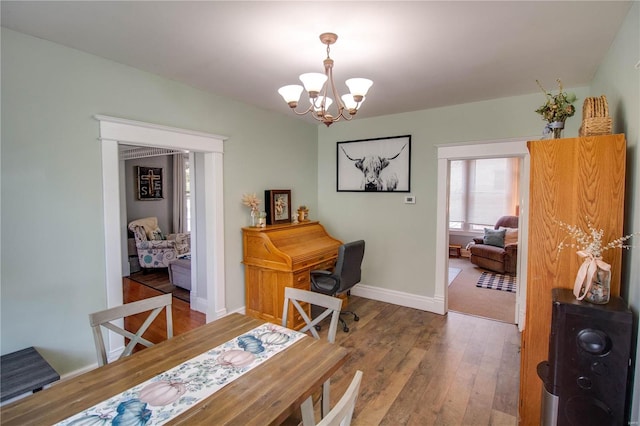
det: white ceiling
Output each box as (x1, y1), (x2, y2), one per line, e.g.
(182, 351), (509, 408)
(1, 1), (633, 123)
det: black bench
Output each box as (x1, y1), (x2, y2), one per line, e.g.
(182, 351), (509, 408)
(1, 347), (60, 402)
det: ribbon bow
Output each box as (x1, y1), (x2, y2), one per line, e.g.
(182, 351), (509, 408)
(541, 121), (566, 139)
(573, 251), (611, 300)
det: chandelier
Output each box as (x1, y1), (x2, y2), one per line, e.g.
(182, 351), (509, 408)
(278, 33), (373, 127)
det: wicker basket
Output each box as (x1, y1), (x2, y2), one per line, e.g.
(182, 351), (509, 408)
(580, 117), (613, 136)
(579, 95), (612, 136)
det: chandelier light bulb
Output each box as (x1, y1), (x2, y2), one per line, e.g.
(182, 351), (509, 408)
(299, 73), (328, 97)
(278, 85), (304, 108)
(278, 33), (372, 126)
(345, 78), (373, 102)
(311, 96), (333, 112)
(341, 94), (365, 112)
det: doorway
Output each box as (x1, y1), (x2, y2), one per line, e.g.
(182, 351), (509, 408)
(120, 148), (192, 306)
(447, 157), (520, 323)
(95, 115), (228, 356)
(434, 138), (531, 330)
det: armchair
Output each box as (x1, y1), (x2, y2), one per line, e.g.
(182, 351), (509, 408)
(469, 216), (518, 275)
(128, 217), (190, 269)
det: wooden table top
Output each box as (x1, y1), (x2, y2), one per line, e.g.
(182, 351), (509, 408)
(0, 314), (350, 426)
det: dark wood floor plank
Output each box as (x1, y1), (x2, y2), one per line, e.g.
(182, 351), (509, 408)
(338, 306), (428, 418)
(356, 347), (426, 425)
(493, 337), (520, 416)
(462, 361), (498, 425)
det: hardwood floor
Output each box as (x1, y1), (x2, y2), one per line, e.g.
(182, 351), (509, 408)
(122, 278), (205, 346)
(123, 282), (519, 425)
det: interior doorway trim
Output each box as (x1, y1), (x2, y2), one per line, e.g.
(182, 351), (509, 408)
(435, 138), (531, 330)
(95, 115), (227, 330)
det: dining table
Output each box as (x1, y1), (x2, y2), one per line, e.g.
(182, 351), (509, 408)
(0, 313), (350, 425)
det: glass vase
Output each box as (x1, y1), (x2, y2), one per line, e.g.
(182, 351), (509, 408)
(584, 266), (611, 304)
(550, 121), (565, 139)
(258, 212), (267, 227)
(250, 210), (257, 227)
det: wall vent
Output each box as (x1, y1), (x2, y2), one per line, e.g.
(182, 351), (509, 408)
(119, 146), (186, 160)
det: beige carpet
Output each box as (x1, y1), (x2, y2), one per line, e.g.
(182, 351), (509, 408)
(448, 257), (516, 324)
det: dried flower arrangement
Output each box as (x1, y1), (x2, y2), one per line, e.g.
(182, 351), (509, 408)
(556, 219), (637, 259)
(556, 218), (637, 303)
(535, 79), (577, 124)
(241, 193), (261, 213)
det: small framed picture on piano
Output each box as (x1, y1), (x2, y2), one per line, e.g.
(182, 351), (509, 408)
(265, 189), (292, 225)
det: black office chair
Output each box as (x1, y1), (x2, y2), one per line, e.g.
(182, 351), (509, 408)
(310, 240), (365, 332)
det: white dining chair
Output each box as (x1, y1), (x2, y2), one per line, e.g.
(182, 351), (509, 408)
(89, 293), (173, 366)
(282, 287), (342, 343)
(282, 287), (342, 418)
(301, 370), (363, 426)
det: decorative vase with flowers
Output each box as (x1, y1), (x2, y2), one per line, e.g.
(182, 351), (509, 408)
(535, 79), (577, 139)
(241, 193), (261, 227)
(556, 218), (638, 304)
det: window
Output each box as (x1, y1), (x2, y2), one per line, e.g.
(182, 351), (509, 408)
(449, 157), (520, 232)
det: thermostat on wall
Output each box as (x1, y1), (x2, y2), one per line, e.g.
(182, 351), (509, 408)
(404, 195), (416, 204)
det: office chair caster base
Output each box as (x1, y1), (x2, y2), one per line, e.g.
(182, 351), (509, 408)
(354, 315), (359, 321)
(339, 317), (350, 333)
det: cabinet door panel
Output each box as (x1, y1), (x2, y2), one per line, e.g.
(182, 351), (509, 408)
(519, 135), (626, 424)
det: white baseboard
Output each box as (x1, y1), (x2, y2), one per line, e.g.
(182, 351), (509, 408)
(350, 284), (445, 315)
(60, 363), (99, 381)
(191, 296), (208, 314)
(233, 286), (444, 317)
(226, 306), (246, 315)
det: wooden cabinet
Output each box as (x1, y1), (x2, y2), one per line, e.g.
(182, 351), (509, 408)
(242, 221), (342, 329)
(519, 134), (626, 424)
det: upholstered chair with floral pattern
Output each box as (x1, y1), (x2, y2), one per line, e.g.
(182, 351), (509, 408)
(128, 217), (190, 269)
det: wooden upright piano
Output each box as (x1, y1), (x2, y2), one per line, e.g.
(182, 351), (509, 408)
(242, 221), (342, 329)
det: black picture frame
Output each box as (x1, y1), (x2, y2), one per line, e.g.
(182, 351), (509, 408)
(337, 135), (411, 192)
(136, 166), (164, 200)
(264, 189), (292, 225)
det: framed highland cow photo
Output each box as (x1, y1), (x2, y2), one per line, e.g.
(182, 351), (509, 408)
(337, 135), (411, 192)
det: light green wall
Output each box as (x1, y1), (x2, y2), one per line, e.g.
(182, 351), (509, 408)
(0, 28), (317, 373)
(590, 2), (639, 422)
(317, 89), (588, 296)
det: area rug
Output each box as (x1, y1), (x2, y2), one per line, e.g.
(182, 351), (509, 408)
(448, 267), (462, 285)
(129, 270), (190, 303)
(476, 271), (516, 293)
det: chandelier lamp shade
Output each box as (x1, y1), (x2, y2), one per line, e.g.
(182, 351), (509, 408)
(278, 33), (373, 127)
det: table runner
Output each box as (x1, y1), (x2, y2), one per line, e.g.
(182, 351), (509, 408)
(57, 323), (305, 425)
